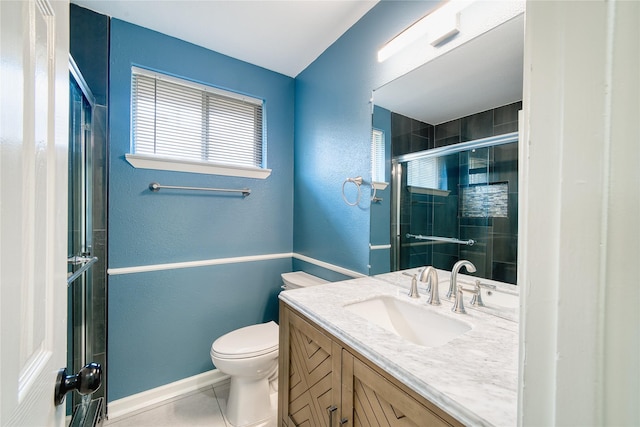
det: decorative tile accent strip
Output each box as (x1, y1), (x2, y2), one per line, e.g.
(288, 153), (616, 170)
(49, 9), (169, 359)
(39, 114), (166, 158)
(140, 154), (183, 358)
(461, 182), (509, 218)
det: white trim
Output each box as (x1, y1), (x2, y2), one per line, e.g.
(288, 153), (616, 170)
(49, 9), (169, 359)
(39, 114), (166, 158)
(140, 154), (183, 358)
(107, 253), (292, 275)
(369, 244), (391, 251)
(407, 186), (450, 197)
(371, 181), (388, 190)
(107, 252), (365, 278)
(125, 153), (272, 179)
(292, 253), (366, 278)
(107, 370), (230, 421)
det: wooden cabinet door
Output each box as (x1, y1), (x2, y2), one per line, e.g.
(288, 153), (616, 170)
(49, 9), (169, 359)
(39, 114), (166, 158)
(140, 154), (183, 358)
(279, 304), (341, 427)
(341, 351), (454, 427)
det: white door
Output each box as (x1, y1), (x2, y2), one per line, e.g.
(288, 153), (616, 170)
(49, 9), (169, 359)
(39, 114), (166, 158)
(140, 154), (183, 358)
(1, 0), (70, 425)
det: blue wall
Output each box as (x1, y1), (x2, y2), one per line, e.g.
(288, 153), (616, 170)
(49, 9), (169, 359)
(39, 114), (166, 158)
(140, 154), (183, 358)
(108, 19), (295, 401)
(293, 1), (438, 274)
(370, 105), (392, 274)
(106, 1), (441, 402)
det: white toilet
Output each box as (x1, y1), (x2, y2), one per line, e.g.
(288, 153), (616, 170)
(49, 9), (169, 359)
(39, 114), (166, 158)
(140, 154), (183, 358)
(210, 271), (327, 427)
(281, 271), (328, 290)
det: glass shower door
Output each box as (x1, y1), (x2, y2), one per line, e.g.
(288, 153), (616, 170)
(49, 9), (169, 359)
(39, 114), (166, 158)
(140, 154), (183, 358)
(68, 69), (104, 424)
(391, 136), (519, 284)
(392, 149), (474, 271)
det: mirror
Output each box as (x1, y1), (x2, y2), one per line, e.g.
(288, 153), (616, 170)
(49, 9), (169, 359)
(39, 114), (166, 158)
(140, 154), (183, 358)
(370, 13), (524, 284)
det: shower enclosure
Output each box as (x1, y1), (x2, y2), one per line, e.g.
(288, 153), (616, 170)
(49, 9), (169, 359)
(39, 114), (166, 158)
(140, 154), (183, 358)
(391, 133), (519, 284)
(68, 57), (108, 424)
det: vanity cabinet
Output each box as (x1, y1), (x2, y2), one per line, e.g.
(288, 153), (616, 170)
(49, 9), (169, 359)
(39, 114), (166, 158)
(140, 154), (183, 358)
(278, 302), (462, 427)
(278, 301), (341, 426)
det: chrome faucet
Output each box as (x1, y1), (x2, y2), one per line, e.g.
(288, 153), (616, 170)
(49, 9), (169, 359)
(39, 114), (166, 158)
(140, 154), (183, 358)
(468, 279), (497, 307)
(418, 266), (440, 305)
(447, 260), (476, 300)
(451, 288), (467, 314)
(452, 279), (499, 313)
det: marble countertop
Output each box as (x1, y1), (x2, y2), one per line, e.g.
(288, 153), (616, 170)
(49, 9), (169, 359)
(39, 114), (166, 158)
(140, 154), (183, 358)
(279, 268), (519, 427)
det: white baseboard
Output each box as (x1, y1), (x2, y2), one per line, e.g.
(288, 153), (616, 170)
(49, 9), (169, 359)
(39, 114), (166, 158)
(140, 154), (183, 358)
(106, 369), (230, 421)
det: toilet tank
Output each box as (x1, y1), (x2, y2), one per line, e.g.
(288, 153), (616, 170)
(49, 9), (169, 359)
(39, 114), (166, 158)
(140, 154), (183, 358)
(281, 271), (328, 290)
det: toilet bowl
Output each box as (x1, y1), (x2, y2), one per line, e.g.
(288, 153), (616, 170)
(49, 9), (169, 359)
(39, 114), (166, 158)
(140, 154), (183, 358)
(211, 321), (279, 427)
(210, 271), (328, 426)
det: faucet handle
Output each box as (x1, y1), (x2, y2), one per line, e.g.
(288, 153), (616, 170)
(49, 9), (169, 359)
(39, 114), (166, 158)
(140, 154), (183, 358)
(408, 274), (420, 298)
(469, 280), (485, 307)
(469, 280), (498, 307)
(455, 283), (483, 313)
(451, 288), (466, 314)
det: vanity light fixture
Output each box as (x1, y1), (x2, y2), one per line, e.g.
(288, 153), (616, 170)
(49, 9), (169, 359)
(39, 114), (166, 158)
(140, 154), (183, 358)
(377, 10), (433, 62)
(377, 0), (471, 62)
(428, 8), (460, 46)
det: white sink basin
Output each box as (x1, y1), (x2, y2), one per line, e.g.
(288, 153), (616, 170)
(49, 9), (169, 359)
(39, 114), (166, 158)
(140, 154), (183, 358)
(344, 296), (471, 347)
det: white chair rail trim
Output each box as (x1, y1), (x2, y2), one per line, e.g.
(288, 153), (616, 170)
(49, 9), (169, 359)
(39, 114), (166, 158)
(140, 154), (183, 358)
(107, 253), (365, 278)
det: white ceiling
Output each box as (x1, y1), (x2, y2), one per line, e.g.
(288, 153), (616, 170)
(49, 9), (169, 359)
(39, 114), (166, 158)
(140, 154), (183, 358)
(72, 1), (524, 125)
(72, 0), (379, 77)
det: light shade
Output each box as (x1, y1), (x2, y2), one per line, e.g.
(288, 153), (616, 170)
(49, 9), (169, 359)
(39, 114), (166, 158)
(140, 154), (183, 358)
(377, 1), (472, 62)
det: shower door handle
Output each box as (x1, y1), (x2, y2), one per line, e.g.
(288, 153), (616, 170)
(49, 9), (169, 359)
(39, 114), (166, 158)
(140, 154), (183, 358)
(54, 362), (102, 405)
(67, 255), (97, 265)
(67, 256), (98, 285)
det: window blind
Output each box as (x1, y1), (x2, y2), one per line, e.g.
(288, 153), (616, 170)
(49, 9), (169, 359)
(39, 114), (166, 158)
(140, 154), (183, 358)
(131, 68), (264, 169)
(371, 129), (385, 182)
(407, 157), (439, 189)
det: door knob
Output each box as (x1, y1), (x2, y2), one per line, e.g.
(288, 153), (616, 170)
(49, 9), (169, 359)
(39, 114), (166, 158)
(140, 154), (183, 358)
(54, 362), (102, 405)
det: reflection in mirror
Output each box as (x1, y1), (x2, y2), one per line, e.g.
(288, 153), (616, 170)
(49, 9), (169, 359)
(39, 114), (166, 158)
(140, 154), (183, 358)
(369, 11), (524, 283)
(371, 129), (385, 184)
(375, 103), (521, 284)
(392, 131), (519, 284)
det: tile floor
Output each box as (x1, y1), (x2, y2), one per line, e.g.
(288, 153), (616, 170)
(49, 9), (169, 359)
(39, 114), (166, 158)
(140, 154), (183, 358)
(104, 381), (277, 427)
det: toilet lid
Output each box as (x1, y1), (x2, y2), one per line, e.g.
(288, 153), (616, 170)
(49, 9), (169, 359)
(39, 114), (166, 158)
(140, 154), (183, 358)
(211, 321), (278, 359)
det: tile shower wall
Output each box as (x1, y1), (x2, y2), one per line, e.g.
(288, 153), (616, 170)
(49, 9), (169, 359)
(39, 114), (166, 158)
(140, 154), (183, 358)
(392, 113), (435, 156)
(435, 102), (521, 145)
(458, 142), (519, 283)
(395, 102), (520, 284)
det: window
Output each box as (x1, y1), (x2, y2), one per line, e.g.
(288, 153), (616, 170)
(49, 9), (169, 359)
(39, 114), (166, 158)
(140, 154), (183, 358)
(406, 157), (450, 196)
(371, 129), (385, 183)
(407, 157), (445, 189)
(126, 67), (271, 179)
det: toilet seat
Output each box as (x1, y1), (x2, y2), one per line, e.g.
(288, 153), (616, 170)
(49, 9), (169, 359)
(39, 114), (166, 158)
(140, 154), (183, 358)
(211, 321), (278, 359)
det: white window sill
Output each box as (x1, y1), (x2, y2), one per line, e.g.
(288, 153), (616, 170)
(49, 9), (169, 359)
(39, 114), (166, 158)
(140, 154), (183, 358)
(125, 154), (272, 179)
(407, 185), (450, 197)
(372, 181), (389, 190)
